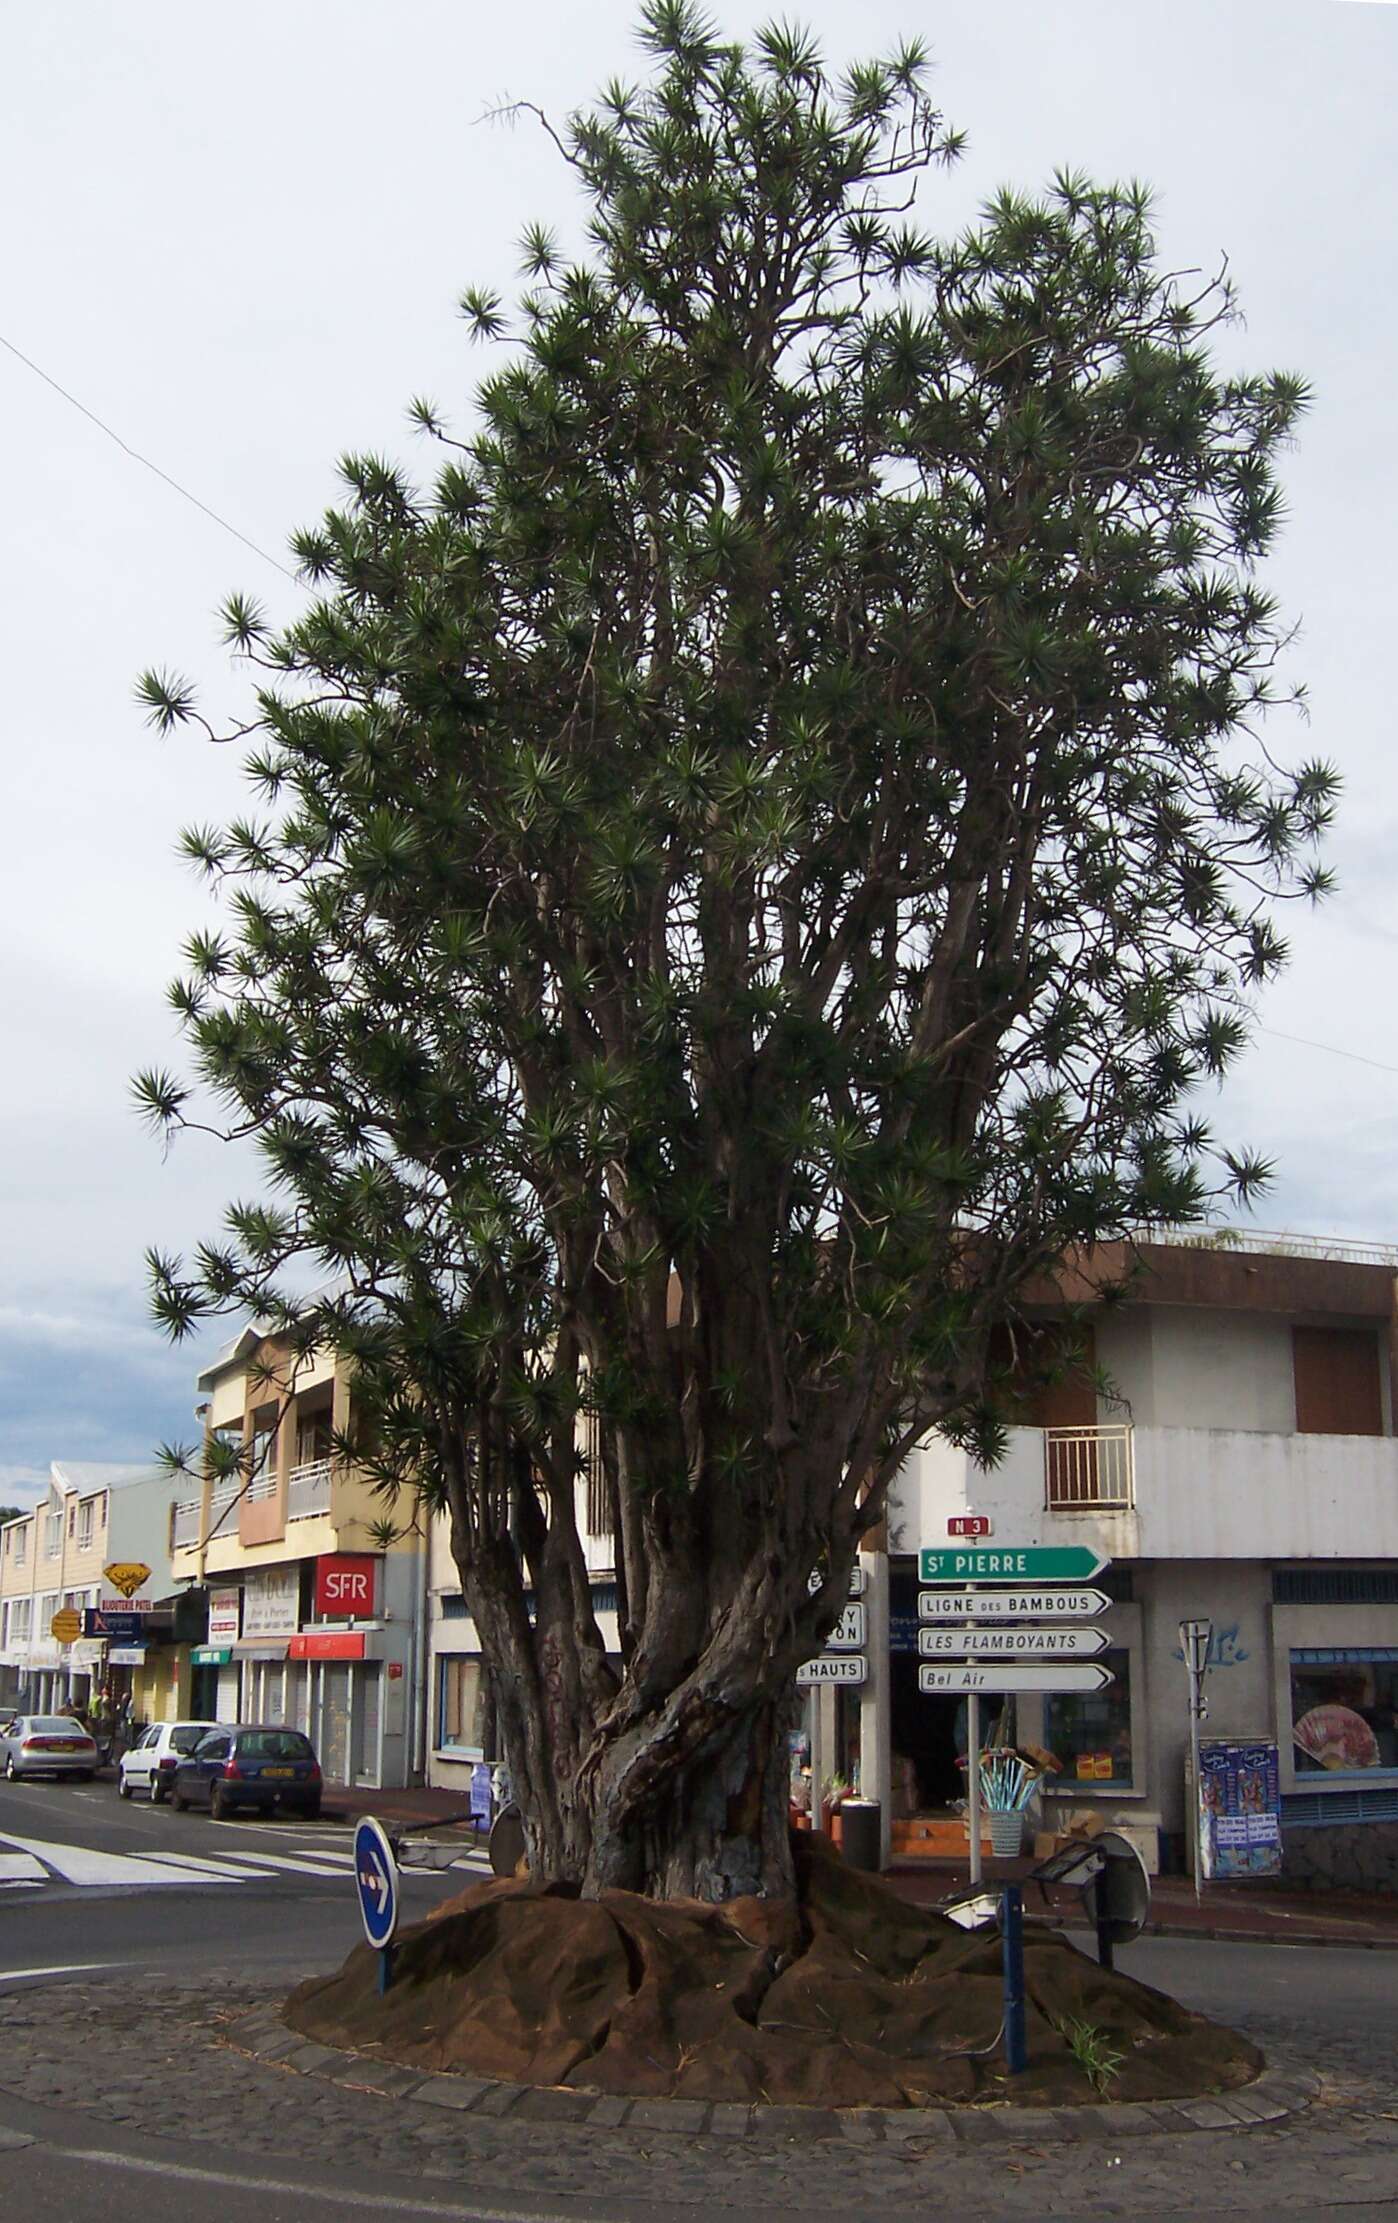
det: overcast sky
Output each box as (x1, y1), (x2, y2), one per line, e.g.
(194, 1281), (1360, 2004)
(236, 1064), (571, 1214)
(1, 0), (1394, 1504)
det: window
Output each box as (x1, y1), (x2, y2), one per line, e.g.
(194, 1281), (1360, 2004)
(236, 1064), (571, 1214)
(1292, 1327), (1383, 1436)
(437, 1656), (491, 1752)
(1290, 1650), (1398, 1775)
(66, 1501), (76, 1538)
(78, 1499), (95, 1549)
(582, 1408), (610, 1537)
(13, 1528), (26, 1566)
(45, 1513), (62, 1558)
(10, 1599), (32, 1642)
(1043, 1648), (1135, 1792)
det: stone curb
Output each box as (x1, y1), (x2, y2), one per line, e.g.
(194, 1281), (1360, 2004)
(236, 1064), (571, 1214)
(224, 2008), (1319, 2145)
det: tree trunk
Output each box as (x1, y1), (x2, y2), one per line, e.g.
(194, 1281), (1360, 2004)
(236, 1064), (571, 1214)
(584, 1693), (797, 1903)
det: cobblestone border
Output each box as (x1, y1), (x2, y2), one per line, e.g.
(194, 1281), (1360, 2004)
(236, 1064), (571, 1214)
(223, 2009), (1318, 2146)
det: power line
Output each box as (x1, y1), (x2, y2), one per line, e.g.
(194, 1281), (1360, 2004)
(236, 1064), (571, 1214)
(0, 328), (297, 581)
(1260, 1025), (1398, 1080)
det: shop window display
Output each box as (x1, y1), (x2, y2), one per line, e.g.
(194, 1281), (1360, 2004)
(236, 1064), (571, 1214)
(438, 1656), (491, 1752)
(1289, 1650), (1398, 1774)
(1043, 1647), (1134, 1792)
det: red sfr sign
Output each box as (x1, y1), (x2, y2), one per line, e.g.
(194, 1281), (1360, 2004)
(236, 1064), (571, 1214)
(947, 1515), (993, 1538)
(314, 1553), (377, 1618)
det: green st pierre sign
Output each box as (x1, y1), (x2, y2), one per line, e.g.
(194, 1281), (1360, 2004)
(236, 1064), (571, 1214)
(918, 1545), (1108, 1584)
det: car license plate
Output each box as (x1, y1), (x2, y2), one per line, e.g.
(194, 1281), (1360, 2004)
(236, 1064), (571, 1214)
(262, 1766), (294, 1778)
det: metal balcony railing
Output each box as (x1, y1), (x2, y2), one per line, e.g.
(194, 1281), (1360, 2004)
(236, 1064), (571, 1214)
(287, 1457), (333, 1521)
(1044, 1424), (1135, 1512)
(172, 1499), (202, 1548)
(206, 1482), (240, 1539)
(245, 1471), (278, 1504)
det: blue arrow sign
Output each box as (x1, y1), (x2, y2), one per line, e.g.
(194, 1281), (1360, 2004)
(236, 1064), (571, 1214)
(354, 1816), (399, 1951)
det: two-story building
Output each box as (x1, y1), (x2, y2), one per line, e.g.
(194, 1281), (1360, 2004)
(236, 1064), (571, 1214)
(0, 1461), (176, 1717)
(167, 1326), (427, 1789)
(826, 1229), (1398, 1885)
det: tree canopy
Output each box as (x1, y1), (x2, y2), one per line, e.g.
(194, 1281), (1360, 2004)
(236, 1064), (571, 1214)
(139, 3), (1332, 1898)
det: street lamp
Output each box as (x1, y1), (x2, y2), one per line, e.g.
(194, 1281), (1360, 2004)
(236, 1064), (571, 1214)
(1178, 1618), (1212, 1900)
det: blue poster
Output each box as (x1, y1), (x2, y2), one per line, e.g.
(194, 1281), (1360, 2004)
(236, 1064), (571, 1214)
(1198, 1738), (1282, 1880)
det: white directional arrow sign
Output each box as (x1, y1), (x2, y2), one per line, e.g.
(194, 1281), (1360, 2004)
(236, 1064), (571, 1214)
(918, 1587), (1112, 1623)
(918, 1625), (1110, 1659)
(918, 1661), (1115, 1696)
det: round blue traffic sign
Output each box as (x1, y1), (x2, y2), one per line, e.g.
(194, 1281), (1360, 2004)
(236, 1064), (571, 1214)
(354, 1815), (399, 1950)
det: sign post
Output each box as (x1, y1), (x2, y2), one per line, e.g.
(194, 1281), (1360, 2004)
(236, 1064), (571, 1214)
(1179, 1618), (1212, 1902)
(354, 1815), (400, 1992)
(918, 1547), (1114, 1888)
(1001, 1882), (1027, 2073)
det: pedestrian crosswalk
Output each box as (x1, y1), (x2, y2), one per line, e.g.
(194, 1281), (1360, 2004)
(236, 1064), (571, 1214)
(0, 1828), (489, 1895)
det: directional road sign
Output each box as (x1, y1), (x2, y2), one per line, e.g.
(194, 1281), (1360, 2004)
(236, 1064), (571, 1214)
(918, 1661), (1115, 1696)
(917, 1625), (1110, 1659)
(796, 1655), (866, 1686)
(918, 1546), (1108, 1585)
(918, 1587), (1112, 1622)
(354, 1815), (400, 1951)
(825, 1602), (865, 1651)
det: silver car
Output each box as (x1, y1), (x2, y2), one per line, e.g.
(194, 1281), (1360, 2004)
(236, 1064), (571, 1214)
(1, 1714), (99, 1781)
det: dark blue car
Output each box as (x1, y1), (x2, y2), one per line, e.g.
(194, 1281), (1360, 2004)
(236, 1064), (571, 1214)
(170, 1723), (322, 1820)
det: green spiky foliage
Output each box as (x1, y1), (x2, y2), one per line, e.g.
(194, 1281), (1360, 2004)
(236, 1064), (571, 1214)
(136, 6), (1332, 1901)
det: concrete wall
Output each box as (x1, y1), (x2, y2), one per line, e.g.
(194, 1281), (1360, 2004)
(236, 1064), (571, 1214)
(887, 1423), (1398, 1564)
(1097, 1307), (1299, 1434)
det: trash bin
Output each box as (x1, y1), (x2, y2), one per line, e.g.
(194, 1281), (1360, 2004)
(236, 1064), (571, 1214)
(839, 1797), (881, 1872)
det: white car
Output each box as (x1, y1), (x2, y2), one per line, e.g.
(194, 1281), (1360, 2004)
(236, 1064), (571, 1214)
(118, 1720), (219, 1802)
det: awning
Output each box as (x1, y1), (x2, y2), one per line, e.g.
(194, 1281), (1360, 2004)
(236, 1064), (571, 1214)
(232, 1640), (290, 1660)
(191, 1646), (232, 1667)
(288, 1631), (364, 1662)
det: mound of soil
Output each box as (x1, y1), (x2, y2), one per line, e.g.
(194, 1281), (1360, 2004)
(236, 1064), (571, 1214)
(286, 1833), (1261, 2108)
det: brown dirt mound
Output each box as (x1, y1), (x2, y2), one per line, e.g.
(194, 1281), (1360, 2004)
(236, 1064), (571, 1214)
(285, 1833), (1261, 2109)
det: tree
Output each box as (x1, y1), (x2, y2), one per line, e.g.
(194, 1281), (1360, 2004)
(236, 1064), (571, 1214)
(138, 5), (1332, 1904)
(0, 1507), (25, 1528)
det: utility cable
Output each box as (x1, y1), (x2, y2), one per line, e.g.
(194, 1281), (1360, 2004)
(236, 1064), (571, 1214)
(0, 327), (297, 580)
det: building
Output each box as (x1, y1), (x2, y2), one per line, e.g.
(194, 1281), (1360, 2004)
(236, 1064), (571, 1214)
(166, 1326), (428, 1788)
(0, 1461), (177, 1718)
(426, 1414), (619, 1794)
(815, 1228), (1398, 1885)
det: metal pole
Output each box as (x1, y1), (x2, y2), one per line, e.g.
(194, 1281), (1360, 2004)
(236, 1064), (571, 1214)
(967, 1690), (982, 1885)
(808, 1683), (821, 1836)
(1094, 1867), (1115, 1970)
(1001, 1884), (1026, 2074)
(377, 1944), (396, 1995)
(1188, 1689), (1204, 1903)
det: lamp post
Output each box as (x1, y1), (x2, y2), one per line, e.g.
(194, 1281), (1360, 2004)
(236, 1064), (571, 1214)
(1178, 1617), (1212, 1901)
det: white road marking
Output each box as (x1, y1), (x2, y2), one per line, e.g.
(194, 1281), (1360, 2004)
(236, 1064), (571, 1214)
(40, 2142), (625, 2219)
(0, 1962), (116, 1984)
(0, 1832), (245, 1889)
(189, 1847), (363, 1879)
(0, 1853), (47, 1885)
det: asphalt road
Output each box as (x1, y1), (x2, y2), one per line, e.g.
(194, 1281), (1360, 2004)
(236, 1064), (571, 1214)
(0, 1779), (1395, 2221)
(0, 1769), (469, 1977)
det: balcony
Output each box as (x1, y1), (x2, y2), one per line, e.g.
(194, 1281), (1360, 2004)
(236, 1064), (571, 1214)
(245, 1472), (278, 1504)
(206, 1482), (240, 1541)
(893, 1420), (1398, 1563)
(1045, 1425), (1134, 1512)
(172, 1499), (202, 1549)
(287, 1458), (333, 1522)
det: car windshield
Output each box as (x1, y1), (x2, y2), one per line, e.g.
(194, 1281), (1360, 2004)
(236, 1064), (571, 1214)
(236, 1731), (312, 1760)
(170, 1726), (212, 1754)
(29, 1717), (83, 1735)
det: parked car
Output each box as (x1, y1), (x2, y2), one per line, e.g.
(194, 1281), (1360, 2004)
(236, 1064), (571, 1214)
(170, 1724), (323, 1820)
(1, 1714), (99, 1781)
(118, 1719), (219, 1802)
